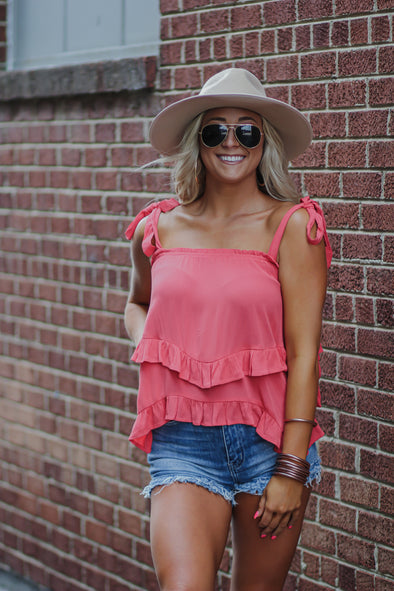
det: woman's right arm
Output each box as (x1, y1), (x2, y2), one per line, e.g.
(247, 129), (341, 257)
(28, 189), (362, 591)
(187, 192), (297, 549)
(124, 219), (152, 346)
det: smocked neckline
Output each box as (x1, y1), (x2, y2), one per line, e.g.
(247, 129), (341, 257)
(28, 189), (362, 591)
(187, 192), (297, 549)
(152, 246), (279, 266)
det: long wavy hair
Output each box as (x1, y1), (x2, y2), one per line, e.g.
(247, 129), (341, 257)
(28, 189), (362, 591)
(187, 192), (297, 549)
(170, 112), (301, 204)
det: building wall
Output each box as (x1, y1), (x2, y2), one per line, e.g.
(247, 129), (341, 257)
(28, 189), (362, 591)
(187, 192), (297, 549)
(0, 1), (393, 590)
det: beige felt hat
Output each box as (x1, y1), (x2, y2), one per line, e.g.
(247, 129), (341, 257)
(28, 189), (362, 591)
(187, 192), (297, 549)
(149, 68), (313, 160)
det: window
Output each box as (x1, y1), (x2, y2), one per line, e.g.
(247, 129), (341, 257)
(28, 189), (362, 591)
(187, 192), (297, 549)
(7, 0), (160, 71)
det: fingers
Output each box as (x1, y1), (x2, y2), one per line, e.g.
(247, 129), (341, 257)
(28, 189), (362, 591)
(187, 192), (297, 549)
(253, 506), (301, 540)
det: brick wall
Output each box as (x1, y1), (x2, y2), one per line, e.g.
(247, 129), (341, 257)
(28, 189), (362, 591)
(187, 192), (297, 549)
(0, 1), (393, 590)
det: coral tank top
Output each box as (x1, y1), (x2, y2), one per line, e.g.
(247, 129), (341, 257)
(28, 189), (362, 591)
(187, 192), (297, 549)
(125, 196), (332, 453)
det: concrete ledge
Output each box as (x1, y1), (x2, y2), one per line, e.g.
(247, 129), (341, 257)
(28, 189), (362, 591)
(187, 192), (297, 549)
(0, 56), (157, 101)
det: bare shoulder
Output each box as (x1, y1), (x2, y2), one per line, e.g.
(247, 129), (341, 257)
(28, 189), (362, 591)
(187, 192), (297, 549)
(131, 216), (148, 245)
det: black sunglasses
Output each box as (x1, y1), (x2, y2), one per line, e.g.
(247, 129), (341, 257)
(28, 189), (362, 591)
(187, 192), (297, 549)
(199, 123), (262, 149)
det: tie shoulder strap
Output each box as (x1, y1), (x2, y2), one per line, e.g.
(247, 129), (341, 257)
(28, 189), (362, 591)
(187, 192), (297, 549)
(125, 198), (180, 257)
(268, 196), (332, 267)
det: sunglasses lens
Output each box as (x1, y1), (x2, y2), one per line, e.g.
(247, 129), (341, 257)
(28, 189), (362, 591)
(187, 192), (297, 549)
(201, 124), (227, 147)
(201, 124), (261, 148)
(235, 125), (261, 148)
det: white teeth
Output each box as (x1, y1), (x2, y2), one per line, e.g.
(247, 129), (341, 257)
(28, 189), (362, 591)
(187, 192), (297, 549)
(219, 155), (244, 162)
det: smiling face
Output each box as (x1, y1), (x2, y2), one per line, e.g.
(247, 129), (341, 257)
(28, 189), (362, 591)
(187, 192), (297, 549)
(199, 107), (264, 189)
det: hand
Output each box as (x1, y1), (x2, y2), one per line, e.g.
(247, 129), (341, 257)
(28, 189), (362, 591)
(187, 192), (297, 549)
(254, 475), (304, 539)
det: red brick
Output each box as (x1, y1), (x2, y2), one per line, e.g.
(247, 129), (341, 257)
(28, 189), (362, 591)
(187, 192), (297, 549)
(61, 148), (81, 167)
(349, 110), (387, 138)
(301, 522), (336, 554)
(263, 0), (296, 25)
(323, 201), (359, 228)
(339, 414), (378, 447)
(369, 78), (394, 106)
(328, 80), (366, 107)
(70, 170), (92, 189)
(160, 0), (179, 12)
(378, 547), (394, 578)
(362, 204), (394, 232)
(337, 532), (376, 569)
(313, 22), (330, 48)
(95, 123), (116, 142)
(319, 499), (357, 533)
(372, 15), (391, 42)
(260, 29), (275, 53)
(343, 233), (382, 260)
(171, 13), (199, 38)
(120, 121), (145, 143)
(350, 17), (369, 45)
(379, 45), (393, 75)
(213, 36), (226, 60)
(161, 41), (182, 65)
(328, 141), (367, 168)
(343, 171), (382, 199)
(70, 123), (90, 142)
(291, 83), (326, 111)
(358, 511), (394, 545)
(322, 323), (356, 352)
(331, 19), (349, 46)
(369, 141), (394, 168)
(85, 148), (107, 167)
(174, 66), (202, 90)
(231, 5), (262, 30)
(335, 0), (374, 14)
(199, 38), (212, 61)
(358, 327), (393, 359)
(319, 441), (356, 471)
(358, 388), (393, 421)
(292, 142), (325, 168)
(360, 449), (393, 484)
(95, 171), (118, 191)
(340, 475), (379, 509)
(378, 361), (393, 392)
(379, 424), (394, 454)
(301, 52), (336, 79)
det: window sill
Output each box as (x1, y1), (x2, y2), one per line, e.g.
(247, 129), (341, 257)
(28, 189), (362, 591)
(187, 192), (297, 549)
(0, 56), (157, 102)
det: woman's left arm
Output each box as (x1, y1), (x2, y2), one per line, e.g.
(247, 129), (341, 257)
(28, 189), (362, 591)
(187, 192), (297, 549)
(255, 207), (328, 537)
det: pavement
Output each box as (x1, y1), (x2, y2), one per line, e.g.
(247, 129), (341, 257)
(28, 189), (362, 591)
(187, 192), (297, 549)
(0, 571), (44, 591)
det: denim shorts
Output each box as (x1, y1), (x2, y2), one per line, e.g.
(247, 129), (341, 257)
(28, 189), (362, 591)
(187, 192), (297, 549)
(143, 421), (321, 506)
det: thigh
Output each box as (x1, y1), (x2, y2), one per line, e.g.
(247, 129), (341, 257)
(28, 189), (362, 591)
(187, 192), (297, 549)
(230, 486), (310, 591)
(150, 482), (232, 591)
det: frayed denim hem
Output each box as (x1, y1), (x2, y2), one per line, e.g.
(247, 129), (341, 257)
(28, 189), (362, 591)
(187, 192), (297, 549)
(142, 475), (236, 505)
(306, 454), (322, 488)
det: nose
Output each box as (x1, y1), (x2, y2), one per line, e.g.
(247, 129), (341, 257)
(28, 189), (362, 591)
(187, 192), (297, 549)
(222, 126), (239, 147)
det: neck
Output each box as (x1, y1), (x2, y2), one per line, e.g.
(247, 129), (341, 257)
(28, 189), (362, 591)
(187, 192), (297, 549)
(200, 176), (268, 217)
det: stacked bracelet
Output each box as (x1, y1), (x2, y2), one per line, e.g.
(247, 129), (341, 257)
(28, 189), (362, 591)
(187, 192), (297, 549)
(274, 453), (310, 485)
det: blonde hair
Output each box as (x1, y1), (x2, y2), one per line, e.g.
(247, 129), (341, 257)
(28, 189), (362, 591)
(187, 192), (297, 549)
(168, 112), (300, 204)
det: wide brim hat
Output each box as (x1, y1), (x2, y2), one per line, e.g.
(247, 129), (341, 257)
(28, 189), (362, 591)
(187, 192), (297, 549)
(149, 68), (313, 161)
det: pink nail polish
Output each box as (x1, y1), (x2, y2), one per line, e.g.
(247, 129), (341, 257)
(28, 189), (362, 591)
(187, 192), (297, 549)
(260, 533), (267, 538)
(288, 525), (293, 529)
(253, 511), (259, 519)
(271, 535), (277, 540)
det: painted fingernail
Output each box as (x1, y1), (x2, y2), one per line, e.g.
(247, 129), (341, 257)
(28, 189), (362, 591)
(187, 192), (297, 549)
(260, 533), (267, 538)
(288, 525), (293, 529)
(253, 511), (259, 519)
(271, 535), (277, 540)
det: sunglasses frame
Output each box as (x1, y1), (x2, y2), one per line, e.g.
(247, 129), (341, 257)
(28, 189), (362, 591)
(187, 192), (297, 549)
(199, 123), (263, 149)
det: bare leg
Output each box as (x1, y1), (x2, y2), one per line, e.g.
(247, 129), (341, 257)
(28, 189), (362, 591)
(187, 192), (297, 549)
(230, 487), (310, 591)
(150, 482), (232, 591)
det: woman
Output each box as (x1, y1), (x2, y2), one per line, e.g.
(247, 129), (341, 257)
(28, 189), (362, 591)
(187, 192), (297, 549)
(124, 68), (332, 591)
